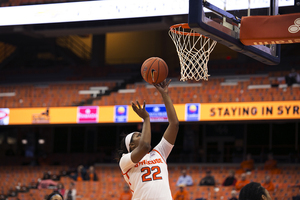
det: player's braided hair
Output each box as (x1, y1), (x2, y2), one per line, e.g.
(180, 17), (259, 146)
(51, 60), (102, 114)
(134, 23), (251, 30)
(47, 191), (63, 200)
(115, 133), (132, 162)
(239, 182), (267, 200)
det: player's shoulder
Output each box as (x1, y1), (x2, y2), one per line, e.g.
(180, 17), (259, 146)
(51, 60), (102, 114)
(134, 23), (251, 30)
(119, 153), (132, 166)
(119, 152), (136, 172)
(120, 152), (130, 160)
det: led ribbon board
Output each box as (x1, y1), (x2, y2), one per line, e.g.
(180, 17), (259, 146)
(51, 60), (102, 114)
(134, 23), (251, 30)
(0, 0), (293, 26)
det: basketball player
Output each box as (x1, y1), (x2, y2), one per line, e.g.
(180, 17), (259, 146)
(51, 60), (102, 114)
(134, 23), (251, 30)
(117, 79), (179, 200)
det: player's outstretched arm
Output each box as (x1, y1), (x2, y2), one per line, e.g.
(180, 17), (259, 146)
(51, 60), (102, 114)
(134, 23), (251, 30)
(154, 80), (179, 145)
(131, 100), (151, 163)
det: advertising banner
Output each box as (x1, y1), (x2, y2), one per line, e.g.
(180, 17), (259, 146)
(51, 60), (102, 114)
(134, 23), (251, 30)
(77, 106), (99, 123)
(145, 104), (168, 122)
(185, 103), (200, 121)
(0, 108), (9, 125)
(1, 101), (299, 125)
(114, 105), (128, 123)
(200, 101), (300, 121)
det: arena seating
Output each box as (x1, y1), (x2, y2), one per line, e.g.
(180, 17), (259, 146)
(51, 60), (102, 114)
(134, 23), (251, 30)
(0, 81), (117, 108)
(93, 70), (300, 106)
(0, 165), (299, 200)
(0, 68), (299, 108)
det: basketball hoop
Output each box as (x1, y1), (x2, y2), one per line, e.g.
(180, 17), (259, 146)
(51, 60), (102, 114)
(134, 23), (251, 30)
(169, 23), (217, 81)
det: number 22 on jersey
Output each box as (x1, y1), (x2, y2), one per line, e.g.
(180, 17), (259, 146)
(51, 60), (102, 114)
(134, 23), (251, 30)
(141, 166), (162, 182)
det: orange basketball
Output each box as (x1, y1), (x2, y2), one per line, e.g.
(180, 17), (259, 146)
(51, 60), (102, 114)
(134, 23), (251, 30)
(141, 57), (169, 84)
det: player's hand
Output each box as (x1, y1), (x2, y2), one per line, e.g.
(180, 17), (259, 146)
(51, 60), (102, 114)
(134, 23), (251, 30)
(131, 100), (149, 119)
(154, 79), (171, 94)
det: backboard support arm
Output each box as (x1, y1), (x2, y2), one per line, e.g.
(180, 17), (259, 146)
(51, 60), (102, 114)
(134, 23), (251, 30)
(189, 0), (280, 65)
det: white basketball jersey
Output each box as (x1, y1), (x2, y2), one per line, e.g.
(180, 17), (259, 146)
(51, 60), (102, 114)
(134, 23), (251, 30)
(119, 137), (173, 200)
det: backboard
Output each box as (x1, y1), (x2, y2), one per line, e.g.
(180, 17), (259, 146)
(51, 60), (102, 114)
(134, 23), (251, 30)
(188, 0), (294, 65)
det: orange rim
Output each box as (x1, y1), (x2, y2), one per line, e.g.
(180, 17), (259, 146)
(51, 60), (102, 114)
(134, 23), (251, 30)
(170, 23), (206, 37)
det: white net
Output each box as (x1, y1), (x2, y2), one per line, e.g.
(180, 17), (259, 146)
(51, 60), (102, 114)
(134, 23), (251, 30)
(169, 24), (217, 81)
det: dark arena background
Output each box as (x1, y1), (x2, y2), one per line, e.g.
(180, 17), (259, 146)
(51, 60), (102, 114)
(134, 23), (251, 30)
(0, 0), (299, 200)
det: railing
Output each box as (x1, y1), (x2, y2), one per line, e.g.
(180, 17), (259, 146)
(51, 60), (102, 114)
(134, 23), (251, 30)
(0, 42), (16, 63)
(56, 35), (91, 60)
